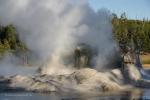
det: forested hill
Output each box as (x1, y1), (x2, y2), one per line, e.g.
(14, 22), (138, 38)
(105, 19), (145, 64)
(0, 16), (150, 55)
(112, 14), (150, 53)
(0, 24), (26, 54)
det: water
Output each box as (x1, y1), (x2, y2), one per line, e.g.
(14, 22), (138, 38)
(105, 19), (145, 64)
(0, 89), (150, 100)
(0, 67), (150, 100)
(0, 92), (61, 100)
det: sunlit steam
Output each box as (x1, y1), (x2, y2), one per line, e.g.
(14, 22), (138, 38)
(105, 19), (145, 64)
(0, 0), (116, 75)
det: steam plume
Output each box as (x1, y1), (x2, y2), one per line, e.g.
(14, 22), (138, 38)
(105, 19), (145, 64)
(0, 0), (116, 74)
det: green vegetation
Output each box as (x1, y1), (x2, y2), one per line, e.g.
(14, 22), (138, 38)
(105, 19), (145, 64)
(0, 13), (150, 56)
(112, 13), (150, 53)
(0, 24), (27, 56)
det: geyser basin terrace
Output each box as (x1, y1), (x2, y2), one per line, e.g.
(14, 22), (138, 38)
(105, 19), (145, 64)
(0, 0), (150, 99)
(1, 43), (150, 95)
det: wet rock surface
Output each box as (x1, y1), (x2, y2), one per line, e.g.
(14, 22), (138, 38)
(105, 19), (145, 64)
(1, 57), (150, 94)
(0, 66), (147, 94)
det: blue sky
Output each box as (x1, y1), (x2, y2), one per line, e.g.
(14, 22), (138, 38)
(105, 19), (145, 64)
(89, 0), (150, 20)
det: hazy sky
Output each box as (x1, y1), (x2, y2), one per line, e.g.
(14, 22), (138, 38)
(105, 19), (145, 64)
(89, 0), (150, 20)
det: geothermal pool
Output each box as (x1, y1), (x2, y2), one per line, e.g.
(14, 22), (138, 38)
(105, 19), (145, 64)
(0, 89), (150, 100)
(0, 68), (150, 100)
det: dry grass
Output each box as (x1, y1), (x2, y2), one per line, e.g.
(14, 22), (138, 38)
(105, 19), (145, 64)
(140, 54), (150, 64)
(143, 64), (150, 69)
(140, 54), (150, 69)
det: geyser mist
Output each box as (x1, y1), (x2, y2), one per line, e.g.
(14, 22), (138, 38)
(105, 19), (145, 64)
(0, 0), (116, 75)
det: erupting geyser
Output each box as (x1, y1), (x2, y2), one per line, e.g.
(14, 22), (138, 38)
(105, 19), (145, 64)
(0, 0), (116, 75)
(1, 0), (150, 95)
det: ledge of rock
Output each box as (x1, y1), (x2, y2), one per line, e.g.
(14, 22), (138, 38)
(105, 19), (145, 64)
(0, 66), (145, 94)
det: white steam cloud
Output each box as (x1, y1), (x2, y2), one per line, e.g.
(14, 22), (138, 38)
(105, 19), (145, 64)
(0, 0), (116, 75)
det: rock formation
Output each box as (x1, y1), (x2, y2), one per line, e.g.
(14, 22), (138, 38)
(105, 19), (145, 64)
(0, 43), (150, 94)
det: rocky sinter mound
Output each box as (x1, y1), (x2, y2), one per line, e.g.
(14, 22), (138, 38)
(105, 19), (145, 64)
(1, 64), (150, 94)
